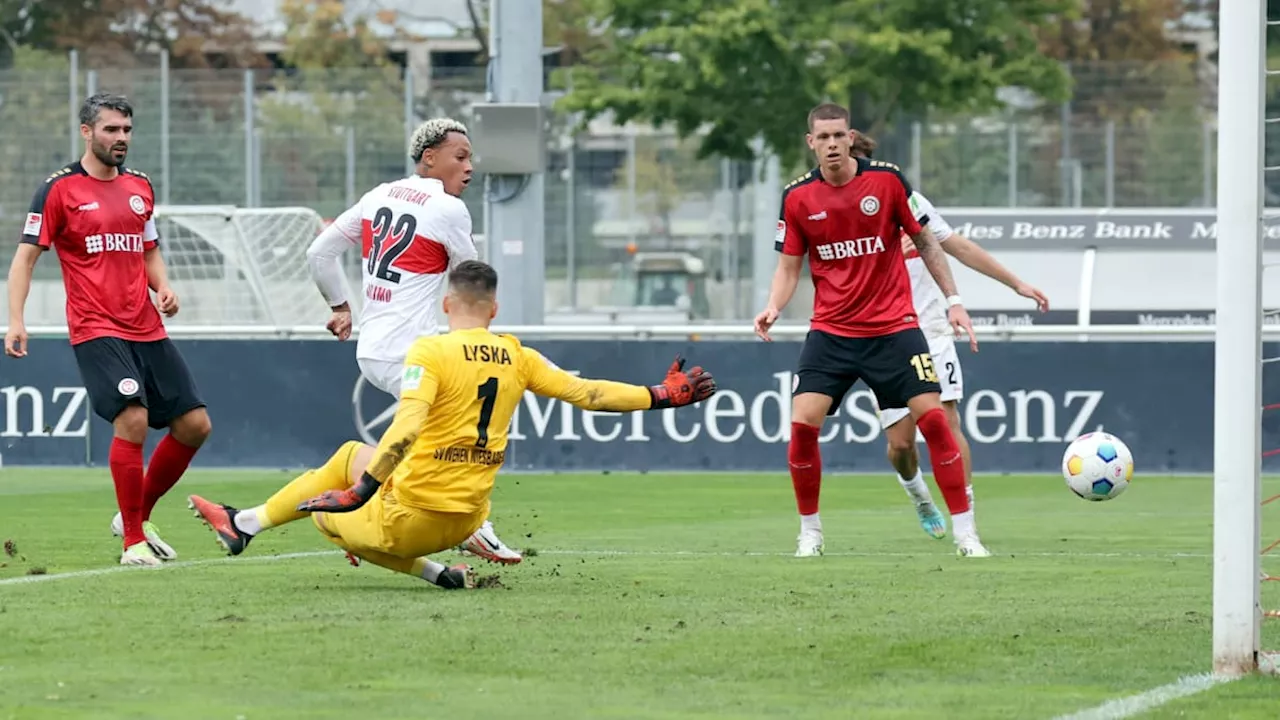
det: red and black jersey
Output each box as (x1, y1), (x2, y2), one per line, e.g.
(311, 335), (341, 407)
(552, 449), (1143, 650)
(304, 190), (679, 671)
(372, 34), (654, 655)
(775, 157), (923, 338)
(20, 162), (166, 346)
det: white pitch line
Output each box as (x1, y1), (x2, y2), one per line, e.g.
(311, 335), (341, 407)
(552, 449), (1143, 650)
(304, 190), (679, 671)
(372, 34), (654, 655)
(0, 550), (340, 586)
(0, 546), (1217, 588)
(535, 549), (1214, 560)
(1050, 673), (1236, 720)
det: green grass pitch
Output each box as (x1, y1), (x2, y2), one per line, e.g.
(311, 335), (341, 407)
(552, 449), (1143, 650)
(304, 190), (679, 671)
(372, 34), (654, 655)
(2, 468), (1280, 719)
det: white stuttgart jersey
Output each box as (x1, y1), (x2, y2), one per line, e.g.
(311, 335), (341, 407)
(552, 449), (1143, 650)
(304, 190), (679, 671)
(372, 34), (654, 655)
(326, 175), (477, 362)
(901, 191), (955, 340)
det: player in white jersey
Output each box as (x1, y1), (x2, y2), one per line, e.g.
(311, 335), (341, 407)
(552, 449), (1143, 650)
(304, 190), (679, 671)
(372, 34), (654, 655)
(304, 117), (523, 566)
(852, 134), (1049, 547)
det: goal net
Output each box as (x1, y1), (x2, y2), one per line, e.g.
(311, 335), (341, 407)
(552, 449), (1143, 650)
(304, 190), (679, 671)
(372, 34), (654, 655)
(154, 205), (342, 328)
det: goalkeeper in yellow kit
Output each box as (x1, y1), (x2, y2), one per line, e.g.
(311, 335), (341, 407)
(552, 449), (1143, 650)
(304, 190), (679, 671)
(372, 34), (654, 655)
(188, 260), (717, 589)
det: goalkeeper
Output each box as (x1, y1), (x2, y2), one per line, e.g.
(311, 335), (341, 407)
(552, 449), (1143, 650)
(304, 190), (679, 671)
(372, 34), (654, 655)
(188, 260), (717, 589)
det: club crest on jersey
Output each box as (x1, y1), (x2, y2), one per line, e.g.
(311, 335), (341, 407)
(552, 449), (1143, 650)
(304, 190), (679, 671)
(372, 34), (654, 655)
(860, 196), (880, 216)
(117, 378), (139, 395)
(129, 195), (146, 215)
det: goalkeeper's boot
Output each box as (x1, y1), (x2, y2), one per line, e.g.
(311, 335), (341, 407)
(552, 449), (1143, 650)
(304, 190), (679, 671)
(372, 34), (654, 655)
(435, 563), (476, 590)
(187, 495), (253, 556)
(794, 529), (824, 558)
(457, 521), (523, 565)
(120, 541), (162, 567)
(955, 534), (991, 558)
(916, 502), (947, 540)
(111, 512), (178, 561)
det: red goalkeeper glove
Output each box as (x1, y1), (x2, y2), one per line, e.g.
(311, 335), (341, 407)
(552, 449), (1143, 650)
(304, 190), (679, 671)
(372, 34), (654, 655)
(296, 472), (380, 513)
(648, 355), (717, 409)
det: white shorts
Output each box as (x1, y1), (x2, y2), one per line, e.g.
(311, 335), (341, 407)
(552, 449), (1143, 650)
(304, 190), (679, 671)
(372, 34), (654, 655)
(358, 357), (404, 398)
(877, 336), (963, 429)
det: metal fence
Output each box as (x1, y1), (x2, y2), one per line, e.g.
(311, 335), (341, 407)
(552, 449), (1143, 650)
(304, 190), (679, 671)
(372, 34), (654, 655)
(0, 52), (1253, 322)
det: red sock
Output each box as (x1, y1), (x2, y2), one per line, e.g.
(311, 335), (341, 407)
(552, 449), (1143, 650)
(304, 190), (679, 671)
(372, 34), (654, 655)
(110, 437), (146, 548)
(142, 434), (199, 521)
(916, 408), (970, 515)
(788, 422), (822, 515)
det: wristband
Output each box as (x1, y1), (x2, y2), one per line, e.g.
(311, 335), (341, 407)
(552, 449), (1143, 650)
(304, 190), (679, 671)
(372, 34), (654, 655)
(946, 295), (963, 307)
(354, 472), (382, 500)
(647, 385), (671, 410)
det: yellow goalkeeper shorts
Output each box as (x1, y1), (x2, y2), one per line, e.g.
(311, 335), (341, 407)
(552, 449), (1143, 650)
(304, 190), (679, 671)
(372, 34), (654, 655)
(313, 485), (487, 559)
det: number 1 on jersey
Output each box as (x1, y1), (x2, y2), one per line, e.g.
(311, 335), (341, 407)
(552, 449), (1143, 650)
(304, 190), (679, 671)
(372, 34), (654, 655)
(367, 206), (418, 284)
(476, 377), (498, 448)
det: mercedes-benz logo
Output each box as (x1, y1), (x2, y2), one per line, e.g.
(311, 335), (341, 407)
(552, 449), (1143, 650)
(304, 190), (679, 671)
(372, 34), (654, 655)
(352, 374), (399, 445)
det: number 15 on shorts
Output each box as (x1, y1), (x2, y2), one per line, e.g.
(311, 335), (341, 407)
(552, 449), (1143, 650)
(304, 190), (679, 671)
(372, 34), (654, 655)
(910, 352), (938, 383)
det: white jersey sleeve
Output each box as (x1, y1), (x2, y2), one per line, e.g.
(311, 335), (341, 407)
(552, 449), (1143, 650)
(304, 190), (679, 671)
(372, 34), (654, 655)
(355, 176), (475, 363)
(908, 191), (953, 242)
(439, 199), (478, 270)
(903, 191), (956, 340)
(306, 200), (364, 307)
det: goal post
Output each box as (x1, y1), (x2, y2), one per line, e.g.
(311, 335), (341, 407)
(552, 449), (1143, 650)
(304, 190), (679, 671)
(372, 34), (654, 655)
(152, 205), (342, 328)
(1212, 0), (1267, 676)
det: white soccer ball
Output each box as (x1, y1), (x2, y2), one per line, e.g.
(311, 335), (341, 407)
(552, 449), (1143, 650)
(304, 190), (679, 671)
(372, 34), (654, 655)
(1061, 431), (1134, 501)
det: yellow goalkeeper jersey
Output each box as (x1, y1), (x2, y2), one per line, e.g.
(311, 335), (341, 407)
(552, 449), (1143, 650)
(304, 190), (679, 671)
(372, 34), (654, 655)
(389, 327), (650, 513)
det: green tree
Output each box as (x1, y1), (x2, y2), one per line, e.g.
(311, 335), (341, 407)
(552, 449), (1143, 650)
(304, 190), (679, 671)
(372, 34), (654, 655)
(460, 0), (604, 65)
(612, 135), (719, 246)
(0, 46), (74, 278)
(557, 0), (1072, 169)
(255, 0), (406, 216)
(0, 0), (260, 68)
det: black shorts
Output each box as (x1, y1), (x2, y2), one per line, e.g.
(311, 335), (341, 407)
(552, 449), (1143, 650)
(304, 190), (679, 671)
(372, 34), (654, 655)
(793, 328), (942, 415)
(71, 337), (205, 429)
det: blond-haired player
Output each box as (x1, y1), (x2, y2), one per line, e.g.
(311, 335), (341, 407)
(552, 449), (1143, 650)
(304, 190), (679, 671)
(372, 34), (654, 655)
(188, 260), (717, 589)
(303, 117), (524, 566)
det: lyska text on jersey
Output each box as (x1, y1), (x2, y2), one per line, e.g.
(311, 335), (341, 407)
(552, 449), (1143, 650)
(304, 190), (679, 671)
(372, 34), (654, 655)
(463, 343), (513, 365)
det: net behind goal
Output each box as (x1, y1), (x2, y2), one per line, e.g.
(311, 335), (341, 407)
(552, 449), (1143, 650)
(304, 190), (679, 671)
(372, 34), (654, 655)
(155, 205), (340, 328)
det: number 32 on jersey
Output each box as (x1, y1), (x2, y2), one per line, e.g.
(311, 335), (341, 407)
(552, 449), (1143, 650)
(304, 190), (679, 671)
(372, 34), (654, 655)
(366, 206), (417, 283)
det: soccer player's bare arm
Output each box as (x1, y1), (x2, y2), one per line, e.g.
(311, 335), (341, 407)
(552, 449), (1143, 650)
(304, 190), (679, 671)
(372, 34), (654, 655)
(6, 177), (65, 357)
(756, 181), (810, 340)
(943, 235), (1050, 312)
(911, 225), (959, 298)
(143, 242), (179, 317)
(890, 173), (976, 348)
(769, 184), (809, 311)
(4, 244), (41, 358)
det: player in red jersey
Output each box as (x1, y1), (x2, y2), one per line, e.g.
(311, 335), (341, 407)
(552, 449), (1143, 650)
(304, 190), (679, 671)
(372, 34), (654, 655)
(754, 103), (990, 558)
(5, 93), (212, 567)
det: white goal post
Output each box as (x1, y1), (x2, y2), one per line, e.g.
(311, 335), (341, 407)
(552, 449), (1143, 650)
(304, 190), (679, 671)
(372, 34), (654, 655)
(151, 205), (340, 328)
(1213, 0), (1268, 677)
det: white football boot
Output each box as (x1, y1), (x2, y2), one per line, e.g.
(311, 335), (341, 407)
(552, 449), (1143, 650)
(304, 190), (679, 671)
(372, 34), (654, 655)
(112, 512), (178, 561)
(457, 520), (523, 565)
(794, 529), (824, 557)
(120, 542), (162, 567)
(955, 534), (991, 558)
